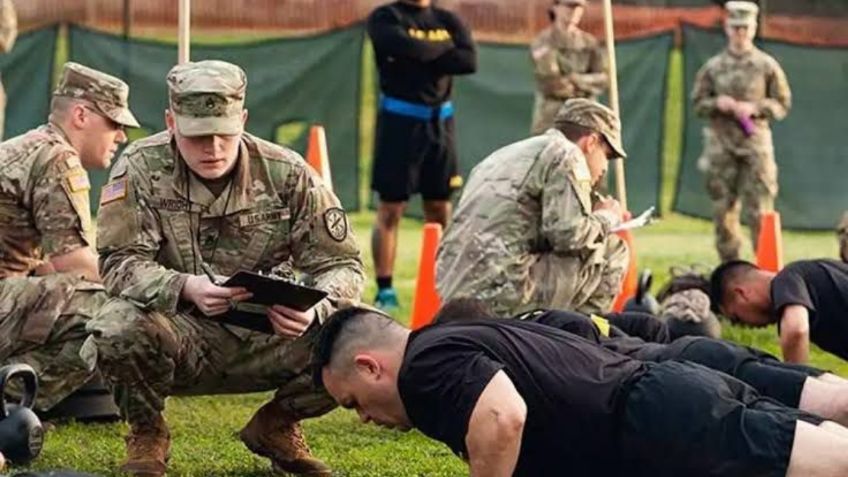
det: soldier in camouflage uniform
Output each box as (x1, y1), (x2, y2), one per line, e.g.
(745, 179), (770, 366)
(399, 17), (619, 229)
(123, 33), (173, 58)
(0, 63), (138, 411)
(84, 60), (364, 477)
(0, 0), (16, 140)
(692, 1), (791, 262)
(838, 212), (848, 263)
(530, 0), (607, 135)
(436, 98), (628, 316)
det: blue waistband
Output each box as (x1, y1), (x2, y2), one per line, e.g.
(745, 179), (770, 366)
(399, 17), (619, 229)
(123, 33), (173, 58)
(380, 95), (454, 120)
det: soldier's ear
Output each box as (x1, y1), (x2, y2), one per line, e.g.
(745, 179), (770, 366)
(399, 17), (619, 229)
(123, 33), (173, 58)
(70, 102), (88, 129)
(164, 109), (176, 134)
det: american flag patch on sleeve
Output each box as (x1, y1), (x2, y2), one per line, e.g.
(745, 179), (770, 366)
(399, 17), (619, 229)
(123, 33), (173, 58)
(65, 171), (91, 192)
(100, 178), (128, 205)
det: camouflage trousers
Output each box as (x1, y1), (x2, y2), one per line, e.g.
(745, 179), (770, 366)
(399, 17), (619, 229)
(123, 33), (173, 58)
(83, 298), (336, 426)
(700, 128), (778, 262)
(527, 234), (629, 315)
(0, 274), (106, 411)
(838, 211), (848, 263)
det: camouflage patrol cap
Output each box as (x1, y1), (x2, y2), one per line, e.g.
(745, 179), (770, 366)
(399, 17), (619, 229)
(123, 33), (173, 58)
(54, 62), (140, 128)
(725, 1), (759, 27)
(554, 98), (626, 159)
(167, 60), (247, 137)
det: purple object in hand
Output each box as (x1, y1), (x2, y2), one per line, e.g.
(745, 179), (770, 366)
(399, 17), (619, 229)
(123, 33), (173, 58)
(737, 116), (755, 137)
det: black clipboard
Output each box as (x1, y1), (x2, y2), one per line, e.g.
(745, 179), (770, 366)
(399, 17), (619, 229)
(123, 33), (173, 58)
(207, 271), (328, 334)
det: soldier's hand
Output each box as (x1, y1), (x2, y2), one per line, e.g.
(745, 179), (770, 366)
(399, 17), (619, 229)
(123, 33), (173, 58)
(531, 44), (551, 61)
(594, 196), (622, 218)
(32, 260), (56, 276)
(181, 275), (252, 317)
(733, 101), (757, 119)
(267, 304), (316, 339)
(716, 95), (737, 113)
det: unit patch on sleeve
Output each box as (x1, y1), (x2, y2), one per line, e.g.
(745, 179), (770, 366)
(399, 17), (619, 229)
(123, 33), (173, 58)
(323, 207), (348, 242)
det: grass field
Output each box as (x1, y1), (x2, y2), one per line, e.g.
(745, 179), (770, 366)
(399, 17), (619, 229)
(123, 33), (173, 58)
(15, 31), (846, 477)
(14, 211), (847, 477)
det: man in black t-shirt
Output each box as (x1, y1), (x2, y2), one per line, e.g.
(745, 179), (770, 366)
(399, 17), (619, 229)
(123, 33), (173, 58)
(433, 297), (848, 426)
(313, 307), (848, 477)
(367, 0), (477, 310)
(711, 259), (848, 364)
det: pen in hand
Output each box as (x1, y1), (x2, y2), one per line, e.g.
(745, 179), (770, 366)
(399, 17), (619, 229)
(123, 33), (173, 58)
(201, 262), (223, 286)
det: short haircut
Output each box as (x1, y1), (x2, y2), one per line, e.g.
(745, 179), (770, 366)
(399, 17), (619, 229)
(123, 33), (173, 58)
(432, 297), (497, 324)
(709, 260), (758, 313)
(554, 120), (595, 144)
(49, 96), (86, 121)
(312, 306), (405, 388)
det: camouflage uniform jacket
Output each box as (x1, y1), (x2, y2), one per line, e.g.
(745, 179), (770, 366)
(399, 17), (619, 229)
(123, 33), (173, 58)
(692, 46), (791, 150)
(436, 129), (620, 310)
(96, 131), (364, 321)
(0, 124), (92, 278)
(531, 26), (608, 100)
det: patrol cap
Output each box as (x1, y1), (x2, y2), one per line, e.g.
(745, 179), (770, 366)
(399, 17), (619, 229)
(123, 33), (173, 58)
(554, 98), (626, 159)
(167, 60), (247, 137)
(54, 62), (140, 128)
(725, 1), (759, 27)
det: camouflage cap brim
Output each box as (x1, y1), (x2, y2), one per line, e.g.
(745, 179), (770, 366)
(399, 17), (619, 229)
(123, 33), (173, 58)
(603, 131), (627, 159)
(174, 113), (243, 137)
(96, 100), (140, 128)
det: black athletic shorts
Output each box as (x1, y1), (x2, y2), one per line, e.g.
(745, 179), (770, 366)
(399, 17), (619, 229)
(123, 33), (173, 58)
(371, 110), (460, 202)
(632, 337), (823, 407)
(618, 361), (823, 477)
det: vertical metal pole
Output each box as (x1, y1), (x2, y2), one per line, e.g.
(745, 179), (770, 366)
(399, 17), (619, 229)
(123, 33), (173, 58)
(603, 0), (627, 210)
(178, 0), (190, 64)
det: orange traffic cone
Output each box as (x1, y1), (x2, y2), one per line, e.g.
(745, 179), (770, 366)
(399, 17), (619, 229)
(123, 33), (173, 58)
(611, 228), (638, 312)
(756, 211), (783, 272)
(410, 223), (443, 330)
(305, 124), (333, 190)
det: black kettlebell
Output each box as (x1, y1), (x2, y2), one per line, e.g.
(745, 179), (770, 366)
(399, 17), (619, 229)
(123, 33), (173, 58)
(0, 364), (44, 464)
(623, 269), (661, 315)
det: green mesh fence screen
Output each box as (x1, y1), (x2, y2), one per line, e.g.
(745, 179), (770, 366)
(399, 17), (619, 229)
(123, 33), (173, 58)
(0, 25), (57, 139)
(369, 32), (672, 217)
(68, 24), (364, 213)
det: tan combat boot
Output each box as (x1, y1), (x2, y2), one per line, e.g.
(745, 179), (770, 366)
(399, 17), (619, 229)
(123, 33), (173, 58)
(239, 402), (332, 476)
(120, 414), (170, 477)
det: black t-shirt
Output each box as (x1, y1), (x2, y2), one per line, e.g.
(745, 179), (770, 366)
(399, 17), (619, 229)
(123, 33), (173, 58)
(527, 309), (667, 360)
(398, 319), (646, 476)
(771, 259), (848, 360)
(367, 2), (476, 105)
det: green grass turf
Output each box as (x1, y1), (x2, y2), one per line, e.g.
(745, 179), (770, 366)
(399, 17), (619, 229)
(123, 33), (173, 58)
(13, 211), (847, 476)
(22, 31), (845, 477)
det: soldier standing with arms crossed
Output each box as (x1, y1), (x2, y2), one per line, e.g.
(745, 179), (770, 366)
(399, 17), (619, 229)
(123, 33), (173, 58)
(530, 0), (607, 135)
(692, 1), (791, 262)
